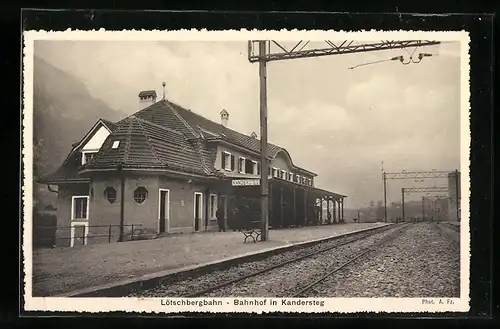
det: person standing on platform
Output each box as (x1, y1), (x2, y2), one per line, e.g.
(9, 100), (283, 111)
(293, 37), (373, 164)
(216, 206), (226, 232)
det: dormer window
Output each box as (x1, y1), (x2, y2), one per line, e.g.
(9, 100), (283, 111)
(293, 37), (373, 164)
(281, 170), (286, 179)
(288, 173), (294, 181)
(82, 151), (98, 165)
(272, 167), (279, 178)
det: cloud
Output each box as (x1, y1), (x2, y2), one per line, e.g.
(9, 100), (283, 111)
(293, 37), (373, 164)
(33, 40), (462, 208)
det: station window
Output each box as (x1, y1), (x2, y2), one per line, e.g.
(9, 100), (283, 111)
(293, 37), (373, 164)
(103, 187), (117, 204)
(251, 160), (258, 175)
(221, 151), (232, 171)
(134, 186), (148, 204)
(72, 196), (89, 220)
(272, 167), (279, 177)
(281, 170), (286, 179)
(238, 157), (246, 173)
(81, 151), (97, 165)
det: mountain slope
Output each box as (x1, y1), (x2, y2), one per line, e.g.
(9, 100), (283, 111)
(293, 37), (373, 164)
(32, 56), (126, 208)
(32, 55), (125, 180)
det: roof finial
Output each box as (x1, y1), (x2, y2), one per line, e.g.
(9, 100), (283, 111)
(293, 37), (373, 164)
(162, 82), (166, 100)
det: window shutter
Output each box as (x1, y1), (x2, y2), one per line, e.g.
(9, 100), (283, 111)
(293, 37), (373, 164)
(221, 152), (226, 169)
(231, 155), (235, 171)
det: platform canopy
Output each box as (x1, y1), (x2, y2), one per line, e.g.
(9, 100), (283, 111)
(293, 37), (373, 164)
(229, 177), (346, 200)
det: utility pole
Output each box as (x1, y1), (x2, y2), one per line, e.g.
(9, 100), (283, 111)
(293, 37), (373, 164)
(401, 188), (405, 222)
(117, 163), (125, 242)
(259, 40), (269, 241)
(421, 196), (425, 222)
(455, 169), (460, 222)
(383, 172), (387, 223)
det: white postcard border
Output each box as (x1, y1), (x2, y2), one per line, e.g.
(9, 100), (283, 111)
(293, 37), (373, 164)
(22, 29), (471, 314)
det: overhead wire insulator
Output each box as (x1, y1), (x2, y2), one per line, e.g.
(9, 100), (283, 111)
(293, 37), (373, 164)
(348, 55), (403, 70)
(418, 53), (434, 59)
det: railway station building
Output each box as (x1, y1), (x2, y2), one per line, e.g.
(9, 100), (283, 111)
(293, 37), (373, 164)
(39, 90), (346, 247)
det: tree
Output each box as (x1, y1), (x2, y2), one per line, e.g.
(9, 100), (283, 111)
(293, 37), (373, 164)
(33, 136), (48, 181)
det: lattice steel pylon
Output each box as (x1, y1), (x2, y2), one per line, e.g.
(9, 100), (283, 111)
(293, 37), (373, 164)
(384, 170), (453, 180)
(247, 39), (442, 240)
(402, 186), (449, 193)
(382, 169), (458, 223)
(248, 40), (441, 63)
(400, 186), (449, 222)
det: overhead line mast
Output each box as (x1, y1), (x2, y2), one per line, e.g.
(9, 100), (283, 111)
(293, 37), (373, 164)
(248, 39), (441, 241)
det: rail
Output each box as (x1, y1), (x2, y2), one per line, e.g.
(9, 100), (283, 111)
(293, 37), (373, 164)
(433, 222), (460, 247)
(181, 223), (399, 297)
(292, 223), (410, 297)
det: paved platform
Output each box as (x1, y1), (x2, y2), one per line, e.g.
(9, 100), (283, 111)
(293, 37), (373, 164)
(32, 222), (389, 296)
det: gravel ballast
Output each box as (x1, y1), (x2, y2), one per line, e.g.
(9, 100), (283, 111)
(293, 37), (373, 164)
(305, 222), (460, 298)
(133, 224), (405, 297)
(204, 224), (407, 297)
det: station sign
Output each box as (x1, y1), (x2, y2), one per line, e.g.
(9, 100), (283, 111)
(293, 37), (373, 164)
(232, 179), (260, 186)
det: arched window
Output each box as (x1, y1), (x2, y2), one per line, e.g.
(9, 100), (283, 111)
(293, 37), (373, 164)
(104, 187), (117, 204)
(134, 186), (148, 204)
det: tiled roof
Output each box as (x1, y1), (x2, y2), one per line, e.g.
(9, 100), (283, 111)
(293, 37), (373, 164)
(85, 116), (217, 176)
(138, 90), (157, 97)
(41, 98), (316, 183)
(101, 118), (118, 132)
(121, 101), (197, 139)
(38, 152), (88, 184)
(39, 118), (118, 184)
(165, 100), (315, 174)
(131, 100), (284, 158)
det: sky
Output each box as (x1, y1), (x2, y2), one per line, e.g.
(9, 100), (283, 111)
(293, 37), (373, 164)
(34, 40), (463, 209)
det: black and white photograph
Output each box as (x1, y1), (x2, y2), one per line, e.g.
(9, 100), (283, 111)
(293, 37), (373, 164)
(23, 30), (470, 313)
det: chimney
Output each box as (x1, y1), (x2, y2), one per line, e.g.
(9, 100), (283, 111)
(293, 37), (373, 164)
(250, 132), (257, 138)
(138, 90), (157, 109)
(220, 109), (229, 127)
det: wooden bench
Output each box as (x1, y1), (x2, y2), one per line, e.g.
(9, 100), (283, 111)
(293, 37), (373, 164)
(241, 220), (262, 243)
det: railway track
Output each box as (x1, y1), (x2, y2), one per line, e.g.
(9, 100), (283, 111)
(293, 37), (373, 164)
(440, 221), (460, 233)
(291, 223), (410, 297)
(433, 222), (460, 247)
(179, 223), (408, 298)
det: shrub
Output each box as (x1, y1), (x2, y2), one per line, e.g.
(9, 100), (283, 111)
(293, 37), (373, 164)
(33, 208), (57, 248)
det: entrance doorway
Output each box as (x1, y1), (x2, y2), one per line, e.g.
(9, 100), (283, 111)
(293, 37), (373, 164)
(158, 189), (170, 234)
(219, 195), (228, 229)
(194, 192), (203, 231)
